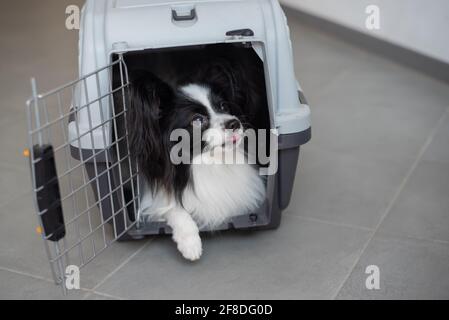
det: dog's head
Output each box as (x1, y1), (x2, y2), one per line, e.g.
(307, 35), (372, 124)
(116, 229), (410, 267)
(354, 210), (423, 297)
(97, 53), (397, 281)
(127, 61), (250, 199)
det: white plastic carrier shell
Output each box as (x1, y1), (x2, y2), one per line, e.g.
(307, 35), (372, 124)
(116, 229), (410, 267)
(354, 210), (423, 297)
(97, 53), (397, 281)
(69, 0), (311, 150)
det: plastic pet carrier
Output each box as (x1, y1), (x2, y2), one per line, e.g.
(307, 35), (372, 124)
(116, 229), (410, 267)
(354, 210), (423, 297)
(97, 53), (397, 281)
(26, 0), (311, 292)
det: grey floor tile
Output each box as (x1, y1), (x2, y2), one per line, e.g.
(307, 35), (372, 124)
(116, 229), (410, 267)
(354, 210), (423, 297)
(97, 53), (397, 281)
(287, 13), (402, 92)
(287, 12), (449, 113)
(96, 215), (370, 300)
(0, 114), (29, 168)
(0, 163), (30, 206)
(0, 1), (82, 167)
(2, 0), (449, 301)
(0, 194), (148, 290)
(287, 144), (409, 229)
(378, 160), (449, 243)
(289, 22), (349, 95)
(287, 14), (449, 166)
(0, 0), (82, 116)
(336, 234), (449, 299)
(0, 0), (147, 296)
(307, 71), (449, 163)
(0, 268), (85, 300)
(284, 17), (449, 232)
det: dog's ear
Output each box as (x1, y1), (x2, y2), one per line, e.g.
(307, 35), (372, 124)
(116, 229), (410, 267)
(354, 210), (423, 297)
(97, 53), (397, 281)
(200, 59), (241, 102)
(127, 71), (173, 185)
(202, 59), (261, 118)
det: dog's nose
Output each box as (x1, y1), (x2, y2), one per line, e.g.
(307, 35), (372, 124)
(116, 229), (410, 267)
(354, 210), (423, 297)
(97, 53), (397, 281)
(224, 119), (241, 130)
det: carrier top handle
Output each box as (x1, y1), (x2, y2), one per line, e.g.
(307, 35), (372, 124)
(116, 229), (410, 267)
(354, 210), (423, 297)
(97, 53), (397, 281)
(172, 7), (196, 21)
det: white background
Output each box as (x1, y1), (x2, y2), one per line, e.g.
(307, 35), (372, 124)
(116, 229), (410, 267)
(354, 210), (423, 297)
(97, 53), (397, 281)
(281, 0), (449, 64)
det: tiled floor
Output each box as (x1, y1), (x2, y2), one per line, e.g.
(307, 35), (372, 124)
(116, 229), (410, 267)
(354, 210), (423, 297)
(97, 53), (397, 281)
(1, 1), (449, 300)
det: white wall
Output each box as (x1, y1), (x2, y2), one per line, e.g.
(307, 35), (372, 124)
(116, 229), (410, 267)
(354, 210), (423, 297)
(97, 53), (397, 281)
(281, 0), (449, 64)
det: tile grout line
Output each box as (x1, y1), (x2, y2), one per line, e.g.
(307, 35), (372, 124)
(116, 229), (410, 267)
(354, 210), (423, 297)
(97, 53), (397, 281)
(284, 211), (374, 232)
(331, 106), (449, 300)
(90, 290), (125, 300)
(0, 265), (124, 300)
(376, 230), (449, 246)
(0, 265), (56, 284)
(82, 238), (153, 300)
(286, 207), (449, 246)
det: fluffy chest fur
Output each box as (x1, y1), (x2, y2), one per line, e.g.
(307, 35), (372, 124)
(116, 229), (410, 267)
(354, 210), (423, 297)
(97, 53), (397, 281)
(183, 154), (266, 228)
(139, 151), (266, 229)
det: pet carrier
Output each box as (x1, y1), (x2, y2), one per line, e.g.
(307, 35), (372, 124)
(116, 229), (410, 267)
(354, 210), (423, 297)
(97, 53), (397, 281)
(26, 0), (311, 291)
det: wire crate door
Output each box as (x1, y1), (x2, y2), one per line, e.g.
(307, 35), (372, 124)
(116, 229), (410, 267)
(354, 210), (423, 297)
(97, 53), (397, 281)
(25, 56), (140, 293)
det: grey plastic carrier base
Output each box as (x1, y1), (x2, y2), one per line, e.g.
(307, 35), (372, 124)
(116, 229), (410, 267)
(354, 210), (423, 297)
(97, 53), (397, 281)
(71, 128), (310, 241)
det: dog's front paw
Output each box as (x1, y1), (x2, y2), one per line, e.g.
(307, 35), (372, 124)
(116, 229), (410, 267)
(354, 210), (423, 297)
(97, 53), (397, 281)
(176, 234), (202, 261)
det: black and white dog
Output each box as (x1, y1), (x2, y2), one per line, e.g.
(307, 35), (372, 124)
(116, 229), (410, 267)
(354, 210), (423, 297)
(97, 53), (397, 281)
(127, 49), (266, 260)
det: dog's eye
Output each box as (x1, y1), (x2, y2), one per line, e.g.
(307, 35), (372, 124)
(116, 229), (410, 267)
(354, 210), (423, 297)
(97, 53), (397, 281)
(219, 102), (230, 113)
(191, 115), (207, 127)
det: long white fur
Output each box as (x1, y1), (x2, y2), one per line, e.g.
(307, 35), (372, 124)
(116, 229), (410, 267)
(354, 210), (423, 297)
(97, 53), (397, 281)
(185, 150), (265, 229)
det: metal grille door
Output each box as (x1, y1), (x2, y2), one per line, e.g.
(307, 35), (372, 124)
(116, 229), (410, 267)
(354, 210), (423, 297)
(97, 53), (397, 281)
(25, 55), (140, 293)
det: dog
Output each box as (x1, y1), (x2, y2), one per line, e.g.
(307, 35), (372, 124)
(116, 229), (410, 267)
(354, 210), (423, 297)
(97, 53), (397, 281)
(126, 48), (267, 260)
